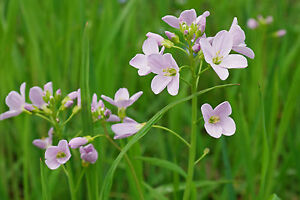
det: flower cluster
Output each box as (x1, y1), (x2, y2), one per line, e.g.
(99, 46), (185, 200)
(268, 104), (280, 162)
(247, 15), (286, 38)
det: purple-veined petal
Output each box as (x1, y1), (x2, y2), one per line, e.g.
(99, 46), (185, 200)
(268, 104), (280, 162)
(232, 45), (255, 59)
(165, 31), (175, 40)
(129, 54), (147, 69)
(146, 32), (164, 46)
(115, 100), (133, 108)
(0, 110), (22, 120)
(200, 38), (214, 63)
(5, 91), (24, 110)
(101, 95), (116, 106)
(112, 122), (141, 139)
(162, 15), (180, 29)
(114, 88), (129, 101)
(106, 114), (120, 122)
(212, 30), (233, 57)
(130, 91), (143, 103)
(229, 24), (245, 46)
(24, 104), (34, 111)
(164, 53), (179, 70)
(56, 140), (71, 164)
(221, 54), (248, 69)
(211, 64), (229, 80)
(167, 75), (179, 96)
(33, 139), (47, 149)
(44, 82), (53, 95)
(45, 158), (61, 170)
(138, 67), (151, 76)
(69, 137), (88, 149)
(29, 86), (46, 108)
(80, 144), (98, 163)
(220, 117), (236, 136)
(91, 93), (98, 112)
(20, 82), (26, 100)
(201, 103), (213, 122)
(204, 123), (222, 138)
(214, 101), (232, 116)
(45, 146), (59, 160)
(148, 54), (168, 74)
(142, 38), (159, 55)
(151, 75), (171, 94)
(179, 9), (197, 26)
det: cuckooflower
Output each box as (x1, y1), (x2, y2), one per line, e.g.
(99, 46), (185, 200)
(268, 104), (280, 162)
(148, 53), (180, 95)
(162, 9), (209, 34)
(91, 93), (119, 122)
(101, 88), (143, 110)
(45, 140), (71, 170)
(111, 118), (145, 139)
(229, 17), (255, 59)
(247, 18), (258, 29)
(80, 144), (98, 164)
(129, 38), (162, 76)
(146, 32), (164, 46)
(0, 82), (32, 120)
(274, 29), (286, 37)
(201, 101), (236, 138)
(32, 127), (53, 149)
(29, 82), (53, 109)
(200, 30), (248, 80)
(69, 137), (88, 149)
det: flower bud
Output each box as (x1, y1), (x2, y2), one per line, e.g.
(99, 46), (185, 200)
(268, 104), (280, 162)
(80, 144), (98, 164)
(161, 39), (174, 48)
(69, 137), (88, 149)
(165, 31), (179, 43)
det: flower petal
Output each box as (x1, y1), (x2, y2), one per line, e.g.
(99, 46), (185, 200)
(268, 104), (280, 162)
(201, 103), (213, 122)
(204, 123), (222, 138)
(211, 64), (229, 80)
(106, 114), (120, 122)
(29, 86), (46, 108)
(221, 54), (248, 69)
(112, 122), (141, 139)
(114, 88), (129, 101)
(212, 30), (233, 57)
(151, 75), (171, 94)
(44, 82), (53, 95)
(20, 82), (26, 100)
(129, 54), (147, 69)
(162, 15), (180, 28)
(129, 91), (143, 104)
(229, 24), (245, 46)
(146, 32), (164, 46)
(5, 91), (23, 110)
(232, 46), (255, 59)
(148, 54), (168, 74)
(101, 95), (116, 106)
(164, 53), (179, 70)
(167, 75), (179, 96)
(45, 146), (59, 160)
(45, 158), (61, 170)
(33, 139), (47, 149)
(214, 101), (232, 116)
(142, 38), (159, 55)
(179, 9), (197, 26)
(0, 110), (22, 120)
(220, 117), (236, 136)
(200, 38), (214, 64)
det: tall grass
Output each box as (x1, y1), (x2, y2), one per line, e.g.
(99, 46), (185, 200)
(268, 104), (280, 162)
(0, 0), (299, 199)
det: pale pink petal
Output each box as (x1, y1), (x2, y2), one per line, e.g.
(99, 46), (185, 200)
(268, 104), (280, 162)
(229, 25), (245, 46)
(201, 103), (213, 122)
(151, 75), (171, 94)
(162, 15), (180, 28)
(148, 54), (168, 74)
(164, 53), (179, 70)
(142, 38), (159, 55)
(44, 82), (53, 95)
(232, 46), (255, 59)
(129, 91), (143, 103)
(129, 54), (147, 69)
(20, 82), (26, 100)
(221, 54), (248, 69)
(45, 146), (59, 160)
(29, 87), (46, 108)
(45, 158), (61, 170)
(114, 88), (129, 101)
(115, 100), (133, 108)
(101, 95), (116, 106)
(179, 9), (197, 26)
(0, 110), (22, 120)
(211, 64), (229, 80)
(167, 75), (179, 96)
(247, 18), (258, 29)
(146, 32), (164, 46)
(220, 117), (236, 136)
(204, 123), (222, 138)
(69, 137), (88, 149)
(138, 67), (151, 76)
(5, 91), (23, 110)
(106, 114), (120, 122)
(112, 122), (141, 139)
(214, 101), (232, 116)
(212, 30), (233, 57)
(33, 139), (47, 149)
(200, 38), (214, 63)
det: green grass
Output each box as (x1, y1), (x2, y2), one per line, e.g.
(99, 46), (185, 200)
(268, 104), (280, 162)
(0, 0), (300, 199)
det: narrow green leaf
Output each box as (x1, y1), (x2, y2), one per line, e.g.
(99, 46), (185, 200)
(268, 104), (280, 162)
(142, 182), (168, 200)
(40, 159), (48, 200)
(99, 83), (238, 200)
(268, 194), (281, 200)
(135, 156), (187, 178)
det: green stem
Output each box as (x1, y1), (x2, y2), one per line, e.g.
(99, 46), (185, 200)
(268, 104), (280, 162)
(183, 43), (198, 200)
(62, 165), (76, 200)
(173, 45), (189, 56)
(180, 77), (192, 87)
(35, 113), (54, 125)
(100, 121), (144, 200)
(63, 112), (76, 126)
(75, 168), (87, 193)
(152, 125), (190, 148)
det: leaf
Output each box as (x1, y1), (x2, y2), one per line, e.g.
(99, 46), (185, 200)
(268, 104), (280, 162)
(142, 182), (168, 200)
(99, 83), (238, 200)
(268, 194), (281, 200)
(135, 156), (187, 178)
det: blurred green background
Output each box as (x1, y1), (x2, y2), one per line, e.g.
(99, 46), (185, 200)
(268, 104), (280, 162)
(0, 0), (300, 199)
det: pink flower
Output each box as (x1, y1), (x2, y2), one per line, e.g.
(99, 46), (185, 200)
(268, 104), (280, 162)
(111, 118), (144, 139)
(32, 127), (53, 149)
(45, 140), (71, 170)
(64, 89), (81, 108)
(69, 137), (88, 149)
(200, 30), (248, 80)
(229, 17), (255, 59)
(201, 101), (236, 138)
(148, 53), (180, 96)
(29, 82), (53, 109)
(91, 93), (119, 122)
(274, 29), (286, 37)
(165, 31), (176, 40)
(129, 38), (162, 76)
(0, 82), (31, 120)
(146, 32), (164, 46)
(162, 9), (210, 34)
(247, 18), (258, 29)
(101, 88), (143, 109)
(80, 144), (98, 164)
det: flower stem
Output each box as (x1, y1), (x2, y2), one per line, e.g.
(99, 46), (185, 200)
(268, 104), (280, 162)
(152, 125), (190, 148)
(100, 121), (144, 200)
(62, 165), (76, 200)
(183, 43), (198, 200)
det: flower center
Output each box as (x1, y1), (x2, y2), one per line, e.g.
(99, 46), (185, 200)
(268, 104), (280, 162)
(56, 151), (66, 158)
(209, 115), (220, 124)
(163, 68), (177, 76)
(212, 51), (223, 65)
